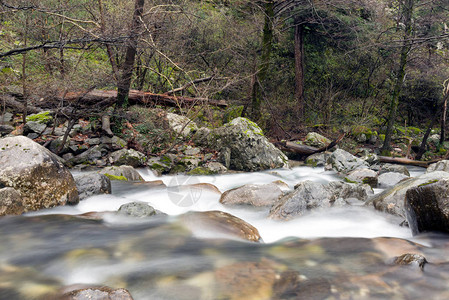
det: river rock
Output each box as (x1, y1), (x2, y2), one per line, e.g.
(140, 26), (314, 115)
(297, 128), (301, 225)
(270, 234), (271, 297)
(166, 112), (198, 137)
(99, 165), (144, 181)
(371, 171), (449, 219)
(325, 149), (368, 174)
(379, 163), (410, 176)
(426, 160), (449, 173)
(0, 124), (14, 136)
(74, 172), (111, 201)
(377, 172), (409, 189)
(180, 210), (261, 242)
(305, 152), (330, 167)
(203, 117), (288, 171)
(345, 168), (378, 187)
(0, 136), (79, 213)
(392, 253), (427, 269)
(118, 201), (161, 218)
(304, 132), (331, 148)
(62, 286), (134, 300)
(405, 178), (449, 235)
(328, 181), (373, 201)
(204, 161), (227, 174)
(220, 183), (283, 207)
(109, 148), (146, 167)
(0, 187), (26, 216)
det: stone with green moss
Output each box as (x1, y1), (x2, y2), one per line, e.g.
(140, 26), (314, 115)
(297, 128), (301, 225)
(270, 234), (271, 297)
(103, 174), (128, 181)
(26, 111), (53, 124)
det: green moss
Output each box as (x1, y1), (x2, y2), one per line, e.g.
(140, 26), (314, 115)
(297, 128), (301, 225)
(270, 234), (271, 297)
(418, 179), (438, 187)
(344, 177), (358, 184)
(104, 173), (128, 181)
(305, 158), (318, 167)
(379, 134), (385, 142)
(26, 111), (52, 124)
(187, 167), (214, 175)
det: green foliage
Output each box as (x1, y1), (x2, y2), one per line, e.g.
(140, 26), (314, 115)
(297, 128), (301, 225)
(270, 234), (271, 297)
(26, 111), (52, 124)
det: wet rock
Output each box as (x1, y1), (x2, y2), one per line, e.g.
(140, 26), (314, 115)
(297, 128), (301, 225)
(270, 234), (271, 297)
(328, 181), (373, 201)
(0, 136), (79, 213)
(180, 210), (261, 242)
(166, 112), (198, 137)
(0, 187), (26, 216)
(426, 160), (449, 173)
(99, 165), (144, 181)
(325, 149), (369, 174)
(379, 163), (410, 176)
(74, 172), (111, 201)
(345, 168), (378, 187)
(270, 181), (332, 220)
(304, 132), (331, 148)
(0, 124), (14, 136)
(118, 201), (163, 218)
(220, 183), (283, 207)
(405, 178), (449, 234)
(61, 286), (134, 300)
(392, 253), (427, 270)
(371, 171), (449, 219)
(377, 172), (409, 189)
(201, 117), (288, 171)
(305, 152), (330, 167)
(109, 149), (146, 168)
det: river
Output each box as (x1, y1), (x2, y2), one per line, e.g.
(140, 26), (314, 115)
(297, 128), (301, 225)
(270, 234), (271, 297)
(2, 166), (449, 299)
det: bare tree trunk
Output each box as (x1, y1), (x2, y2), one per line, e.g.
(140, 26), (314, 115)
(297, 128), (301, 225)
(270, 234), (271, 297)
(440, 79), (449, 144)
(381, 0), (414, 153)
(116, 0), (145, 108)
(294, 23), (305, 120)
(98, 0), (119, 79)
(22, 14), (29, 125)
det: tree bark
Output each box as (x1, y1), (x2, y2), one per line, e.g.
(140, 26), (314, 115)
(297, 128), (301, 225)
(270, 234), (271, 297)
(440, 80), (449, 144)
(294, 23), (305, 120)
(381, 0), (414, 153)
(116, 0), (145, 108)
(98, 0), (119, 79)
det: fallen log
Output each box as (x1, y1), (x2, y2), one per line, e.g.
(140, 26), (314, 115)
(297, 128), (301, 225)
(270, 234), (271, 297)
(277, 133), (345, 156)
(1, 94), (42, 114)
(62, 89), (228, 108)
(378, 156), (440, 168)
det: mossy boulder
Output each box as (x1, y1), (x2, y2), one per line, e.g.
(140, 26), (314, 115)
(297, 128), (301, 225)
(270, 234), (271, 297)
(26, 111), (53, 124)
(109, 148), (147, 167)
(166, 112), (198, 137)
(0, 136), (79, 214)
(98, 165), (144, 181)
(304, 132), (331, 148)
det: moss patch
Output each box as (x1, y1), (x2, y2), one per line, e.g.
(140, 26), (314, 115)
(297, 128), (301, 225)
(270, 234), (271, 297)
(418, 179), (439, 187)
(104, 173), (128, 181)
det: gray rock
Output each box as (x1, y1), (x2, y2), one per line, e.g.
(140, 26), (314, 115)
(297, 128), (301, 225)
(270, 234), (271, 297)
(305, 152), (330, 167)
(49, 136), (70, 154)
(70, 145), (108, 165)
(377, 172), (409, 189)
(69, 144), (89, 155)
(328, 181), (373, 201)
(371, 171), (449, 218)
(405, 178), (449, 235)
(345, 168), (378, 187)
(220, 183), (283, 207)
(0, 187), (26, 216)
(147, 156), (172, 175)
(118, 201), (158, 218)
(202, 118), (288, 171)
(379, 163), (410, 176)
(192, 127), (211, 145)
(62, 286), (134, 300)
(218, 147), (231, 169)
(325, 149), (369, 174)
(24, 121), (46, 135)
(355, 133), (367, 143)
(62, 153), (74, 161)
(0, 124), (14, 136)
(0, 136), (79, 213)
(184, 147), (201, 156)
(100, 136), (127, 150)
(0, 112), (13, 123)
(426, 160), (449, 173)
(109, 148), (146, 167)
(74, 172), (111, 200)
(166, 113), (198, 137)
(85, 138), (101, 146)
(26, 133), (39, 140)
(204, 161), (227, 174)
(99, 165), (144, 181)
(304, 132), (331, 148)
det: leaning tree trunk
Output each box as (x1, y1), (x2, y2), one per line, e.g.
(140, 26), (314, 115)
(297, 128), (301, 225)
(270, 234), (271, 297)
(294, 23), (305, 120)
(381, 0), (414, 153)
(251, 0), (274, 120)
(116, 0), (145, 108)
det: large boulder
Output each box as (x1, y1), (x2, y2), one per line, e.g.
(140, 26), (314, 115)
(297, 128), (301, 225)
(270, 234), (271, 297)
(426, 160), (449, 173)
(109, 148), (146, 167)
(345, 168), (378, 187)
(325, 149), (368, 174)
(166, 112), (198, 137)
(0, 136), (79, 213)
(304, 132), (331, 148)
(370, 171), (449, 219)
(220, 183), (283, 207)
(74, 172), (111, 200)
(269, 180), (371, 220)
(99, 165), (144, 181)
(379, 163), (410, 176)
(405, 178), (449, 235)
(377, 172), (409, 189)
(198, 117), (288, 171)
(0, 187), (26, 216)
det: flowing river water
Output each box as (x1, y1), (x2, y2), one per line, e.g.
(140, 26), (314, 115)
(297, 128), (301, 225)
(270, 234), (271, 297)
(2, 166), (449, 299)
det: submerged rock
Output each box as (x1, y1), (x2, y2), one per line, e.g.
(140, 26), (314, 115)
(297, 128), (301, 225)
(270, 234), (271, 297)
(392, 253), (427, 270)
(371, 171), (449, 219)
(220, 183), (283, 207)
(118, 201), (163, 218)
(74, 172), (111, 201)
(405, 178), (449, 235)
(61, 286), (134, 300)
(0, 136), (79, 214)
(180, 210), (261, 242)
